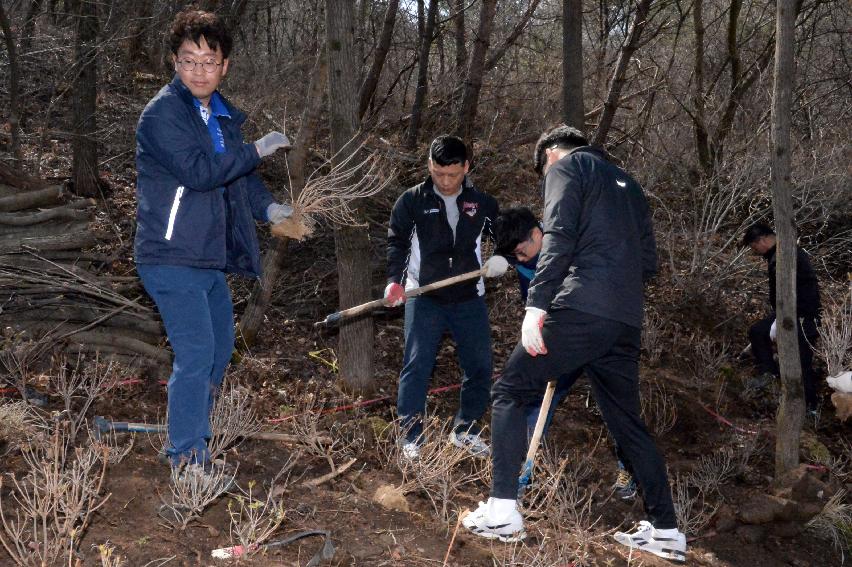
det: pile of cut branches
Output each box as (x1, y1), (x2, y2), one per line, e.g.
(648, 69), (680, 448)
(0, 163), (168, 377)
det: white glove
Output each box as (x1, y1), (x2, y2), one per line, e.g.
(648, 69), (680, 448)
(266, 203), (293, 224)
(769, 319), (777, 342)
(521, 307), (547, 356)
(483, 255), (509, 278)
(254, 131), (291, 158)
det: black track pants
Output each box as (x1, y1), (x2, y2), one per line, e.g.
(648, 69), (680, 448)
(490, 308), (678, 529)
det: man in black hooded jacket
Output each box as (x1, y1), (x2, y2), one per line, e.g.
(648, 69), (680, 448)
(463, 126), (685, 563)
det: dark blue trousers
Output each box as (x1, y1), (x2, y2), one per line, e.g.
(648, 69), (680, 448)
(397, 296), (492, 442)
(491, 308), (677, 529)
(137, 265), (234, 466)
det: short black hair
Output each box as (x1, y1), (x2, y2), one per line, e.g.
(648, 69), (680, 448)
(533, 125), (588, 175)
(493, 207), (539, 257)
(429, 135), (469, 166)
(169, 10), (233, 59)
(742, 222), (775, 246)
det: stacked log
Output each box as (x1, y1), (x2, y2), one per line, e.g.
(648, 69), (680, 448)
(0, 164), (169, 376)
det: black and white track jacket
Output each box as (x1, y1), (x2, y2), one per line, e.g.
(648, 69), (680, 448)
(387, 177), (498, 303)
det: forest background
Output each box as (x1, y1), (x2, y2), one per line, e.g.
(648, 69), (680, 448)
(0, 0), (850, 565)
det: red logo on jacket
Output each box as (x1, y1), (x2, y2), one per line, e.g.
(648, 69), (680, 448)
(462, 201), (478, 217)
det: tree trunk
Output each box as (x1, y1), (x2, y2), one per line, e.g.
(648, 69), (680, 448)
(709, 0), (744, 166)
(591, 0), (652, 147)
(325, 0), (375, 394)
(358, 0), (399, 120)
(0, 3), (21, 157)
(71, 0), (100, 198)
(452, 0), (466, 72)
(406, 0), (439, 149)
(237, 49), (328, 349)
(454, 0), (497, 141)
(127, 1), (153, 68)
(21, 0), (44, 52)
(771, 0), (803, 482)
(561, 0), (584, 129)
(691, 0), (712, 175)
(482, 0), (542, 72)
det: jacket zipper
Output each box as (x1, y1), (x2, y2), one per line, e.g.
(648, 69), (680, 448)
(438, 197), (454, 271)
(164, 185), (185, 240)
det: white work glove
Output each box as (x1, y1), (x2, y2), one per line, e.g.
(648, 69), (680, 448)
(521, 307), (547, 356)
(254, 131), (291, 158)
(384, 282), (406, 307)
(483, 255), (509, 278)
(266, 203), (293, 224)
(769, 319), (777, 342)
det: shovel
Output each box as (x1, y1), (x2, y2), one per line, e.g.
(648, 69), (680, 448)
(314, 267), (486, 327)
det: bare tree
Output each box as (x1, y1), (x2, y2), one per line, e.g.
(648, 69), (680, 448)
(71, 0), (100, 198)
(562, 0), (584, 128)
(771, 0), (804, 481)
(454, 0), (497, 140)
(451, 0), (466, 72)
(325, 0), (375, 394)
(238, 49), (328, 349)
(359, 0), (400, 120)
(21, 0), (44, 52)
(406, 0), (439, 148)
(591, 0), (652, 146)
(0, 3), (20, 157)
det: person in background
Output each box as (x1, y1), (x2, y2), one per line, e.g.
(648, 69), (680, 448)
(134, 10), (292, 478)
(385, 135), (506, 460)
(493, 206), (637, 499)
(743, 222), (821, 414)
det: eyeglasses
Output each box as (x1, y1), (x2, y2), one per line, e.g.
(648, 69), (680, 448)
(176, 58), (223, 73)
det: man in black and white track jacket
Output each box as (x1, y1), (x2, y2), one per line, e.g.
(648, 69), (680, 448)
(385, 135), (505, 460)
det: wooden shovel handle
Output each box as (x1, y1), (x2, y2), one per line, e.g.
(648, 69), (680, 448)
(315, 268), (485, 327)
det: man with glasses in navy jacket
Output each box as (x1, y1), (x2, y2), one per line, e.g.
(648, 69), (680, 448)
(134, 10), (291, 477)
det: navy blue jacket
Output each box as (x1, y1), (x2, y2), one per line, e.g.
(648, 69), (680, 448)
(527, 147), (657, 329)
(134, 76), (274, 278)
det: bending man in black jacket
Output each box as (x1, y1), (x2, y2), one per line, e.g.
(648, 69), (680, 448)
(743, 223), (821, 412)
(463, 126), (685, 563)
(385, 135), (505, 461)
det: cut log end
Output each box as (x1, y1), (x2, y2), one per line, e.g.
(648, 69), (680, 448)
(270, 213), (314, 241)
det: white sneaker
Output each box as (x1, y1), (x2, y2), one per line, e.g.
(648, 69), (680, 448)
(401, 441), (420, 461)
(462, 499), (526, 543)
(449, 431), (490, 458)
(613, 520), (687, 563)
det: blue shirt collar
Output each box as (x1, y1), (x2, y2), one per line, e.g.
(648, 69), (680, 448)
(192, 91), (231, 118)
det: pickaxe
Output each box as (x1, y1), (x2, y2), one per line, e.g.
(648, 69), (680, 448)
(314, 267), (486, 327)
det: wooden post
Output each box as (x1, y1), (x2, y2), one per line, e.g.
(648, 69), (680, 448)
(770, 0), (803, 481)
